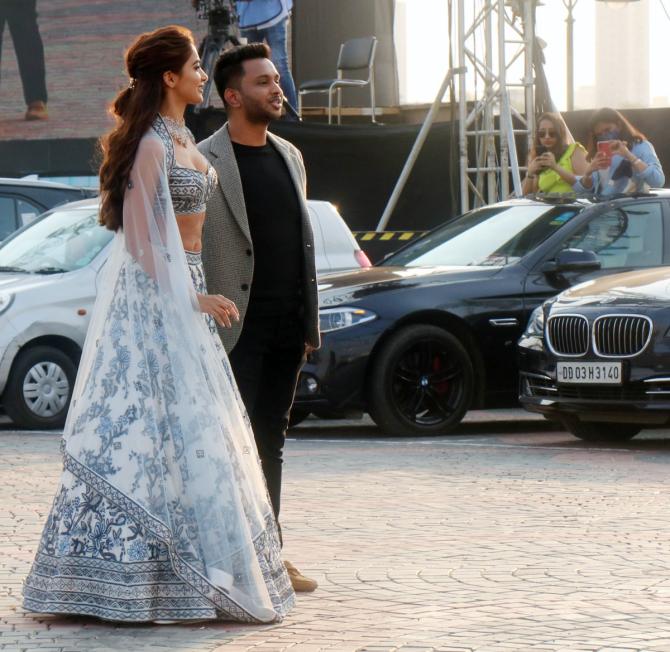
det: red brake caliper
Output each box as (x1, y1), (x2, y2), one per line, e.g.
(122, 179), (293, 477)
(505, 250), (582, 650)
(432, 355), (449, 395)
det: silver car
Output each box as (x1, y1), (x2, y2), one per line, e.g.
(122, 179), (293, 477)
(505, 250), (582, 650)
(0, 198), (368, 428)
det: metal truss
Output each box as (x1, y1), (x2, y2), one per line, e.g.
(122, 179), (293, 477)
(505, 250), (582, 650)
(458, 0), (536, 212)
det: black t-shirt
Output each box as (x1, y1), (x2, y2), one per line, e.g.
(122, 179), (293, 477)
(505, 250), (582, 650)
(232, 141), (304, 304)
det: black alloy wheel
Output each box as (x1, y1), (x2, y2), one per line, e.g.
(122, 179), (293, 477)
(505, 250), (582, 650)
(368, 324), (475, 436)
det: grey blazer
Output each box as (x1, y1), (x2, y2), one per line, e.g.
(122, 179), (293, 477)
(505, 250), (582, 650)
(197, 124), (320, 352)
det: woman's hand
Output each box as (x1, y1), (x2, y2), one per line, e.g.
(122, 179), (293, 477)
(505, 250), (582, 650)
(539, 151), (557, 170)
(527, 157), (545, 175)
(588, 151), (610, 173)
(197, 293), (240, 328)
(609, 140), (631, 159)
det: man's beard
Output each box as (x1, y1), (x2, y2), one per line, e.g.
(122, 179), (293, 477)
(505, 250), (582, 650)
(243, 96), (282, 124)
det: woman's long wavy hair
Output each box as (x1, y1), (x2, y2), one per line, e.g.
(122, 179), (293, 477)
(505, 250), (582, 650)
(586, 107), (646, 158)
(99, 26), (195, 231)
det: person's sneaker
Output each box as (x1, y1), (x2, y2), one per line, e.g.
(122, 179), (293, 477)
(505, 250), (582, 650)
(25, 101), (48, 121)
(284, 560), (318, 592)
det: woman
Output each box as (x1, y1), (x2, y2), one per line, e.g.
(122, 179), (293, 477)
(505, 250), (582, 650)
(574, 107), (665, 196)
(522, 112), (587, 195)
(22, 26), (294, 624)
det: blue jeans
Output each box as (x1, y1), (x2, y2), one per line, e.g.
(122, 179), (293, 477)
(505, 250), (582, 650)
(242, 18), (298, 115)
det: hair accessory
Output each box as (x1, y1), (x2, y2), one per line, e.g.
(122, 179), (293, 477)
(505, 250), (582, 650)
(128, 78), (136, 90)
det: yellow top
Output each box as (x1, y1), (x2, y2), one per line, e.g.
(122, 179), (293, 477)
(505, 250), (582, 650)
(538, 142), (586, 193)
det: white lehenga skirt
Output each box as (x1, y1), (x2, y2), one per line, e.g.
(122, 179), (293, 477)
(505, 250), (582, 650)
(22, 251), (293, 623)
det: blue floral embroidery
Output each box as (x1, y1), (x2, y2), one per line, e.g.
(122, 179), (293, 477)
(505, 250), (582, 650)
(23, 165), (293, 623)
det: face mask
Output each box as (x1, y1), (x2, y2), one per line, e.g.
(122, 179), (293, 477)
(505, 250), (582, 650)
(596, 129), (620, 142)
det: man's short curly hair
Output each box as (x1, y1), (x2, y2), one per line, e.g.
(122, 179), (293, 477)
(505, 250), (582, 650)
(213, 42), (272, 106)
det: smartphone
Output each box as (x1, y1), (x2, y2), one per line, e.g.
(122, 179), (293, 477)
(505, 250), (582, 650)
(597, 140), (614, 165)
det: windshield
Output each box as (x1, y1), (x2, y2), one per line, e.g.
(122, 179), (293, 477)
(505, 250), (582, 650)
(0, 207), (112, 274)
(383, 204), (582, 268)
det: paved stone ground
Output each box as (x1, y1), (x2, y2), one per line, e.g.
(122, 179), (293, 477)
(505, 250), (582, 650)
(2, 411), (670, 651)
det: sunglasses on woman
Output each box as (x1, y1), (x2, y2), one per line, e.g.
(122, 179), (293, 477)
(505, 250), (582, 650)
(537, 129), (557, 138)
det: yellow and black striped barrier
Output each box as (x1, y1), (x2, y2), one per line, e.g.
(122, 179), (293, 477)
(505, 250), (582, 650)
(353, 230), (427, 243)
(352, 230), (428, 263)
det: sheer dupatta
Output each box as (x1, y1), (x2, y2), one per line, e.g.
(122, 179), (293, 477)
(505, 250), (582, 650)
(61, 124), (291, 622)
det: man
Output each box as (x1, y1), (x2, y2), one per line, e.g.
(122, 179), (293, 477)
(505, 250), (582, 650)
(237, 0), (298, 117)
(197, 43), (319, 593)
(0, 0), (48, 120)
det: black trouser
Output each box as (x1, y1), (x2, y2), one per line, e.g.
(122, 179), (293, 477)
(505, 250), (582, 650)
(0, 0), (47, 105)
(229, 299), (305, 525)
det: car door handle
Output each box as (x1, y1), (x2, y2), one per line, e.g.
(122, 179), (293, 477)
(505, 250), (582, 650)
(489, 318), (519, 327)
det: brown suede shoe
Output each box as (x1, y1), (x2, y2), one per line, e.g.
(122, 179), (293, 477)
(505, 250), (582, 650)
(25, 101), (48, 121)
(284, 560), (318, 592)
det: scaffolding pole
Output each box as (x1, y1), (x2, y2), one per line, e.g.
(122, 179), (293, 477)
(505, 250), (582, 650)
(377, 67), (466, 232)
(458, 0), (536, 213)
(375, 1), (537, 230)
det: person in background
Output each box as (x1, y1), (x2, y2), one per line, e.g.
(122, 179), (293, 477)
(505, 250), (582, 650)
(523, 112), (587, 195)
(237, 0), (298, 118)
(574, 107), (664, 197)
(0, 0), (48, 120)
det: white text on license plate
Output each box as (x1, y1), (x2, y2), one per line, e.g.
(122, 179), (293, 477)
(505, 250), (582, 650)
(556, 361), (622, 385)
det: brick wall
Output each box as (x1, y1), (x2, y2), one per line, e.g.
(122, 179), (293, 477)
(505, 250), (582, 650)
(0, 1), (207, 141)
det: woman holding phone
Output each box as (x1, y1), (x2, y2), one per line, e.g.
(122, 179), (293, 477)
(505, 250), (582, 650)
(574, 107), (664, 197)
(522, 113), (587, 195)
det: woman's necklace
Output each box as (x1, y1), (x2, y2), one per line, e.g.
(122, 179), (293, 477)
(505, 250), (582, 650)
(161, 114), (192, 148)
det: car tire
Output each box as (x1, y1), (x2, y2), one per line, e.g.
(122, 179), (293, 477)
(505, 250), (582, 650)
(368, 324), (475, 436)
(3, 346), (76, 430)
(288, 407), (311, 428)
(564, 420), (641, 442)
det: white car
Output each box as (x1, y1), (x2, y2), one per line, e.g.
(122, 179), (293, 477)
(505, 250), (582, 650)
(0, 197), (370, 429)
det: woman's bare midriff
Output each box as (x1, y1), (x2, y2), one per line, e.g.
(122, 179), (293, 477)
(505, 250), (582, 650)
(176, 211), (206, 252)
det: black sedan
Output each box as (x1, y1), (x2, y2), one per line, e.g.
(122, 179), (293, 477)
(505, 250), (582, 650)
(519, 266), (670, 441)
(0, 177), (95, 241)
(293, 192), (670, 435)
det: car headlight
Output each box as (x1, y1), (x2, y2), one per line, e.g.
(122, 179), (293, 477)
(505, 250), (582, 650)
(319, 307), (377, 333)
(0, 293), (14, 315)
(524, 305), (545, 337)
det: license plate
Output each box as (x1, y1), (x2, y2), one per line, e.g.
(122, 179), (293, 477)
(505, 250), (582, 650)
(556, 361), (622, 385)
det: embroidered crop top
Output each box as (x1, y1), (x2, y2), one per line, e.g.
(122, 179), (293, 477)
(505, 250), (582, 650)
(170, 164), (217, 214)
(152, 115), (218, 215)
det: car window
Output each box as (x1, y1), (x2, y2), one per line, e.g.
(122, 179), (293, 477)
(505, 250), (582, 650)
(0, 208), (113, 273)
(384, 204), (582, 267)
(561, 202), (664, 269)
(17, 199), (41, 226)
(0, 196), (17, 240)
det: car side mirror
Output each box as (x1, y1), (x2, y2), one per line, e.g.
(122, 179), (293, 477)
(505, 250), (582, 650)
(541, 248), (601, 274)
